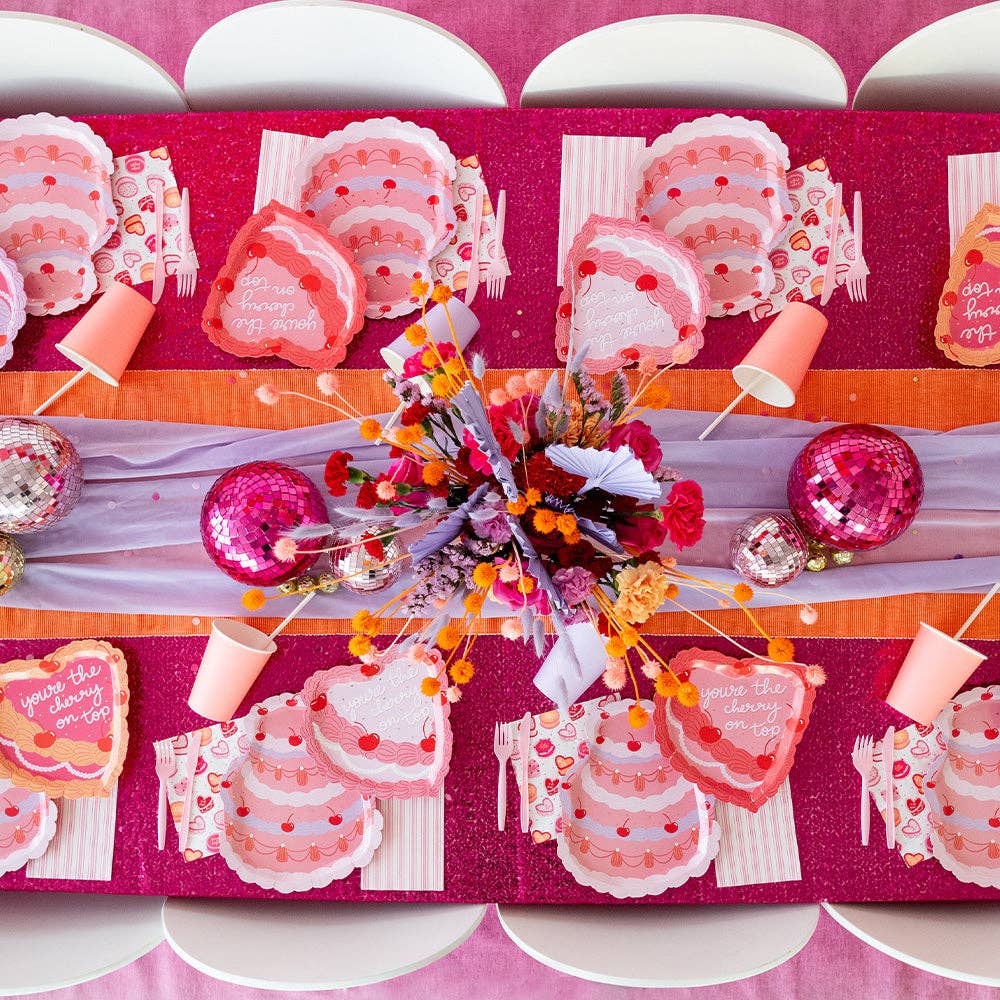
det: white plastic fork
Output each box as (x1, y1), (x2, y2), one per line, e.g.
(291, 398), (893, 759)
(493, 720), (513, 831)
(851, 734), (875, 846)
(485, 189), (507, 299)
(175, 187), (198, 298)
(154, 740), (177, 850)
(845, 190), (869, 303)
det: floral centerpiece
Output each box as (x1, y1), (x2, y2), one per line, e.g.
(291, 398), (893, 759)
(252, 283), (805, 726)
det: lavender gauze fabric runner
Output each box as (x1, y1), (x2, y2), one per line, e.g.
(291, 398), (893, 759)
(8, 410), (999, 619)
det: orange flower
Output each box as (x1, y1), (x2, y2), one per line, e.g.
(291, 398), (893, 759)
(359, 418), (382, 441)
(404, 323), (427, 346)
(767, 638), (795, 663)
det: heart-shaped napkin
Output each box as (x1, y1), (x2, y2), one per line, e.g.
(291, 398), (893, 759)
(0, 640), (129, 798)
(653, 647), (817, 812)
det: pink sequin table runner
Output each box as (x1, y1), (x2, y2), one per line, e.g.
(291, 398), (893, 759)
(2, 108), (999, 904)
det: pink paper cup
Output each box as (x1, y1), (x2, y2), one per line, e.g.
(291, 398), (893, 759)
(733, 301), (828, 407)
(885, 622), (987, 724)
(380, 299), (480, 374)
(55, 281), (155, 386)
(188, 619), (277, 722)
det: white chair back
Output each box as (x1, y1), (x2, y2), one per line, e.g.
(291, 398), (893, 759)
(521, 15), (846, 109)
(185, 1), (506, 110)
(0, 13), (187, 115)
(824, 902), (1000, 987)
(498, 903), (820, 987)
(855, 3), (1000, 111)
(0, 892), (164, 994)
(162, 897), (487, 989)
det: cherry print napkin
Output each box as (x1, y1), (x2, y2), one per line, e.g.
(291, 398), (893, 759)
(93, 146), (199, 292)
(507, 694), (621, 842)
(25, 786), (118, 881)
(156, 720), (250, 861)
(752, 159), (856, 321)
(428, 155), (509, 293)
(864, 722), (946, 867)
(256, 130), (505, 294)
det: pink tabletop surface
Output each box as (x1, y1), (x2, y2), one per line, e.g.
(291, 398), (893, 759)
(0, 0), (986, 107)
(25, 908), (1000, 1000)
(1, 107), (998, 907)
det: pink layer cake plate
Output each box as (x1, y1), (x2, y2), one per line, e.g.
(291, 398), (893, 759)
(927, 685), (1000, 888)
(219, 693), (382, 893)
(0, 113), (115, 316)
(557, 700), (720, 898)
(555, 215), (710, 373)
(294, 117), (457, 319)
(634, 114), (792, 316)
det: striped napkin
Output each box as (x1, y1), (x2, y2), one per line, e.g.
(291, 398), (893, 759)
(26, 786), (118, 881)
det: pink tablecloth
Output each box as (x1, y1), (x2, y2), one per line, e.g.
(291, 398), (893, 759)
(25, 908), (1000, 1000)
(1, 108), (998, 905)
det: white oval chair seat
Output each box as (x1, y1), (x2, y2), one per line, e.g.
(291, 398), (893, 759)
(0, 892), (164, 995)
(498, 903), (820, 988)
(0, 13), (186, 115)
(521, 16), (846, 109)
(185, 1), (506, 111)
(162, 898), (487, 990)
(855, 3), (1000, 112)
(824, 901), (1000, 988)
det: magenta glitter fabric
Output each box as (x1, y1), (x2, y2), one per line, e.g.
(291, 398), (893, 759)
(0, 108), (994, 906)
(7, 106), (999, 375)
(0, 633), (997, 905)
(0, 417), (83, 533)
(200, 461), (328, 585)
(787, 424), (924, 551)
(729, 512), (808, 587)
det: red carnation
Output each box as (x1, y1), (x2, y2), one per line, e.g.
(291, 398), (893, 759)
(515, 451), (586, 497)
(401, 400), (431, 426)
(661, 480), (705, 550)
(323, 450), (352, 497)
(356, 480), (377, 510)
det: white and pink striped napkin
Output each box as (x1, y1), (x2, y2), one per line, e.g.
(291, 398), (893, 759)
(948, 152), (1000, 249)
(556, 134), (647, 284)
(361, 791), (444, 892)
(713, 781), (801, 887)
(26, 786), (118, 881)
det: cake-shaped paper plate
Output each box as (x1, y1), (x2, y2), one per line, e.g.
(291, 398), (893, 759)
(557, 700), (720, 898)
(219, 693), (382, 893)
(0, 776), (57, 874)
(926, 685), (1000, 888)
(202, 200), (366, 369)
(555, 215), (710, 373)
(0, 113), (116, 315)
(303, 646), (453, 800)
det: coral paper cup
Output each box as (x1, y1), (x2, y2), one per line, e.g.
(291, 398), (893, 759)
(885, 622), (987, 724)
(188, 619), (276, 722)
(380, 299), (480, 374)
(733, 301), (828, 407)
(55, 281), (155, 386)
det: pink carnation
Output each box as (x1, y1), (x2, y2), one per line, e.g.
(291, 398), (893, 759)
(606, 419), (662, 473)
(661, 479), (705, 550)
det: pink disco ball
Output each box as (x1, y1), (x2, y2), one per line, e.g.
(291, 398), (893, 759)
(200, 461), (329, 585)
(787, 424), (923, 552)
